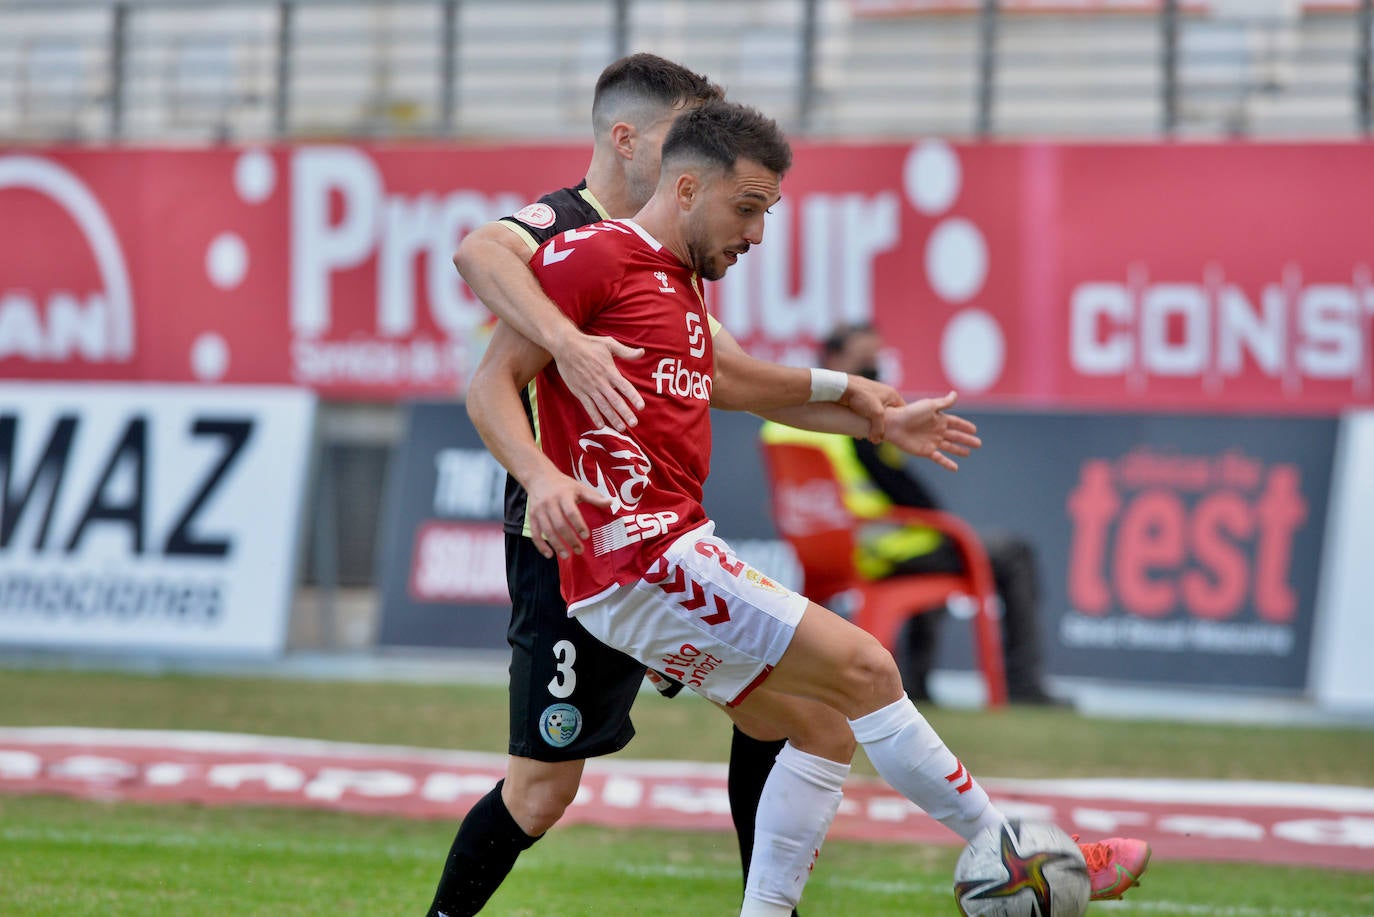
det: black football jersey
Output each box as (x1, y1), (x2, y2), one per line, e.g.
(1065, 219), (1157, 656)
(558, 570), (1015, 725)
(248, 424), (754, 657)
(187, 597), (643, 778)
(496, 182), (610, 535)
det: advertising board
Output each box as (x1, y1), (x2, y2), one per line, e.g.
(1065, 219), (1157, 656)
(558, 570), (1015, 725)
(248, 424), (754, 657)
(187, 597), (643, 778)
(0, 383), (315, 656)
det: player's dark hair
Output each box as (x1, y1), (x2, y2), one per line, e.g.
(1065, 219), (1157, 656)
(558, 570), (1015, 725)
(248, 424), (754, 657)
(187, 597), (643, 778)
(821, 323), (879, 362)
(660, 100), (793, 178)
(592, 53), (723, 132)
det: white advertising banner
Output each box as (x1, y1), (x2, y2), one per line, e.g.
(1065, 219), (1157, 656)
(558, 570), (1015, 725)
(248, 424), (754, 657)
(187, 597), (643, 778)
(1311, 411), (1374, 712)
(0, 384), (315, 656)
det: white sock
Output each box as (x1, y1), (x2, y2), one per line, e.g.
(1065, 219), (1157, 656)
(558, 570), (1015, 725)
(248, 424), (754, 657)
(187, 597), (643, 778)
(848, 697), (1005, 841)
(741, 742), (850, 914)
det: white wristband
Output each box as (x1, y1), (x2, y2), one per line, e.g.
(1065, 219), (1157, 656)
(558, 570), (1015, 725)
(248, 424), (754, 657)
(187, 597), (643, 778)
(808, 367), (848, 403)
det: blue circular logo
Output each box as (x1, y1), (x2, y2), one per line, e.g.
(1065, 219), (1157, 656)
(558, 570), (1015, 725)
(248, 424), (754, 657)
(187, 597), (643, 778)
(539, 703), (582, 748)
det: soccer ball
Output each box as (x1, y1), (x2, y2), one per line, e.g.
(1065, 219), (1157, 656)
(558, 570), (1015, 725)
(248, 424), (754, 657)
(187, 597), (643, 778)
(953, 819), (1090, 917)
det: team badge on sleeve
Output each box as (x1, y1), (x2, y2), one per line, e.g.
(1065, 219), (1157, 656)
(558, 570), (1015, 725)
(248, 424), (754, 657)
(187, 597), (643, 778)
(513, 202), (557, 229)
(540, 703), (583, 747)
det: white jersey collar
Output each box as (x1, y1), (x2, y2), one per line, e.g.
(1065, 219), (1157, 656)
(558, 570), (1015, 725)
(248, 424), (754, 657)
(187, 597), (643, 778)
(616, 219), (665, 252)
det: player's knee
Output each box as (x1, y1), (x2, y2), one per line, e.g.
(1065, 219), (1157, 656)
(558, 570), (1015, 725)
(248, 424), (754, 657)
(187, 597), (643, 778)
(841, 638), (904, 712)
(786, 712), (857, 762)
(503, 772), (580, 836)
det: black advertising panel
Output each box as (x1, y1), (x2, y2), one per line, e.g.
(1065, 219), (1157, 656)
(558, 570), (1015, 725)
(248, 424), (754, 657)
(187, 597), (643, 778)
(706, 410), (1336, 692)
(378, 403), (1335, 691)
(375, 401), (511, 650)
(928, 411), (1337, 691)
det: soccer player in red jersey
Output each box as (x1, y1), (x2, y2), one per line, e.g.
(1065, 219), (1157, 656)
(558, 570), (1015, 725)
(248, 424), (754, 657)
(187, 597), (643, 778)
(425, 54), (979, 917)
(468, 99), (1150, 915)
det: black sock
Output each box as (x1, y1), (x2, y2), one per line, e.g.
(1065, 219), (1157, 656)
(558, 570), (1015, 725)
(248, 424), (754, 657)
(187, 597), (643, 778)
(728, 727), (799, 916)
(425, 779), (540, 917)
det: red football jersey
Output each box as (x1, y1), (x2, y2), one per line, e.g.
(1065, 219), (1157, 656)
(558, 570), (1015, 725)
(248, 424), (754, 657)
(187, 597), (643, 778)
(528, 219), (714, 608)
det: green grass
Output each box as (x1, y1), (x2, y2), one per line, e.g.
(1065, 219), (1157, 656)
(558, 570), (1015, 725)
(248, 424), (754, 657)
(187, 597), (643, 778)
(4, 795), (1371, 917)
(2, 667), (1373, 916)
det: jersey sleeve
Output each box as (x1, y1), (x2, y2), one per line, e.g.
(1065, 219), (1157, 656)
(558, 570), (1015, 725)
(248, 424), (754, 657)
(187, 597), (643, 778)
(497, 192), (590, 253)
(528, 228), (624, 328)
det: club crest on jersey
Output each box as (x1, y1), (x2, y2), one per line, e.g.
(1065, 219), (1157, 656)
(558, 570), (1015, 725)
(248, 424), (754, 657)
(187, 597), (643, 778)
(654, 270), (676, 293)
(573, 428), (652, 513)
(539, 703), (582, 748)
(513, 202), (556, 228)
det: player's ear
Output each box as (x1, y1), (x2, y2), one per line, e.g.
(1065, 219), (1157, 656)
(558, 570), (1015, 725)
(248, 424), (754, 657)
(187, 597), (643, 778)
(674, 172), (698, 210)
(610, 121), (636, 160)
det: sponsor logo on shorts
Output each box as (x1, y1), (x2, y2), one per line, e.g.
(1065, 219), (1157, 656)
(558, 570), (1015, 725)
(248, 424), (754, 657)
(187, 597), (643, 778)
(745, 567), (786, 594)
(591, 510), (679, 555)
(657, 643), (724, 692)
(513, 202), (556, 228)
(539, 703), (582, 748)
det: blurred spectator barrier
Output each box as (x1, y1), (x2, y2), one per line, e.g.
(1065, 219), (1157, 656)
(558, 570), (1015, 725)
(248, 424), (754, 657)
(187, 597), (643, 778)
(0, 0), (1372, 143)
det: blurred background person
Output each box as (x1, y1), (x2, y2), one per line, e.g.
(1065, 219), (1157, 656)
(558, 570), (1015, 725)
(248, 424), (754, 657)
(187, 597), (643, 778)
(763, 323), (1067, 707)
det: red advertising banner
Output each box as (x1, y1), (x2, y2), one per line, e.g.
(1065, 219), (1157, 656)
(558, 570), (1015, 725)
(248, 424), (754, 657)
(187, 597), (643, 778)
(0, 146), (584, 398)
(3, 142), (1372, 411)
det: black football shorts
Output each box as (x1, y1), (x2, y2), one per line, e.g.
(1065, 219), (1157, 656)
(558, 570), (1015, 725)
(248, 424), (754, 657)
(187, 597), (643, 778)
(504, 533), (645, 762)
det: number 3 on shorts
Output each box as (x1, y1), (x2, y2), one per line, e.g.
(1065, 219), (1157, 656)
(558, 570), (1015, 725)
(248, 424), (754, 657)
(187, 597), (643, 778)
(548, 639), (577, 698)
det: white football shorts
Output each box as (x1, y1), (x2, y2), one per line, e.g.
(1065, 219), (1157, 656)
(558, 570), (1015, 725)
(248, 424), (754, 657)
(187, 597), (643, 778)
(570, 521), (809, 707)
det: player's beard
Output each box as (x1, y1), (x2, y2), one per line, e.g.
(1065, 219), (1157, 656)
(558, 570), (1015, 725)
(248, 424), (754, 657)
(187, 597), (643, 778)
(694, 244), (726, 281)
(685, 213), (728, 281)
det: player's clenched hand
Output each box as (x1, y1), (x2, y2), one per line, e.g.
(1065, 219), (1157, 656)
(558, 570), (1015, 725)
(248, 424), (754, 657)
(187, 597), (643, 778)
(883, 391), (982, 472)
(840, 375), (905, 443)
(524, 470), (613, 560)
(553, 331), (645, 433)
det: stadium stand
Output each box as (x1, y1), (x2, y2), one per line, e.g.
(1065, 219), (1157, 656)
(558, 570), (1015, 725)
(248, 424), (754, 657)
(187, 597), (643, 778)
(0, 0), (1369, 143)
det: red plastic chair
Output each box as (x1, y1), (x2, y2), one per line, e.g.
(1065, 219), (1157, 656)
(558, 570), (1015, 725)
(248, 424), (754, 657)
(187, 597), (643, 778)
(759, 439), (1008, 708)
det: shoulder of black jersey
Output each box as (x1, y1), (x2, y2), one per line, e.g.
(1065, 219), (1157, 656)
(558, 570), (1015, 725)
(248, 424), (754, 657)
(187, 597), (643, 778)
(500, 186), (605, 250)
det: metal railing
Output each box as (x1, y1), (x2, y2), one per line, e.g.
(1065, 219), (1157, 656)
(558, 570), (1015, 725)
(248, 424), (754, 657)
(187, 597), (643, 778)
(1, 0), (1371, 143)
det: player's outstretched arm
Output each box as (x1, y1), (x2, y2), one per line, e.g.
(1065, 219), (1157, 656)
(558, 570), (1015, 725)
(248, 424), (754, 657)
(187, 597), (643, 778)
(709, 324), (903, 440)
(466, 321), (611, 559)
(759, 395), (981, 471)
(454, 222), (645, 432)
(882, 392), (982, 472)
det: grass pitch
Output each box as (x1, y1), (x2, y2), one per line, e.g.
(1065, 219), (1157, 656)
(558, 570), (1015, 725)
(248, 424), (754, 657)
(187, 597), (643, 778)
(2, 667), (1372, 916)
(4, 795), (1371, 917)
